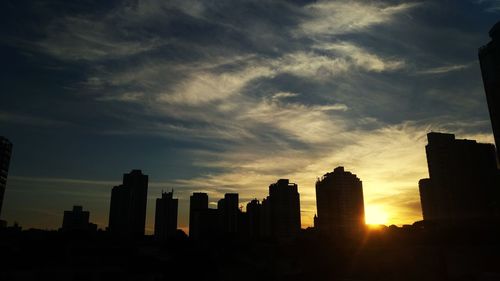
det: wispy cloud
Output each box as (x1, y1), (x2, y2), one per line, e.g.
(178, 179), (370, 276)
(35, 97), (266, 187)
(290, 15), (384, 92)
(296, 1), (421, 37)
(162, 66), (274, 105)
(417, 63), (470, 75)
(272, 92), (299, 100)
(476, 0), (500, 12)
(38, 16), (165, 61)
(0, 111), (70, 127)
(313, 42), (405, 72)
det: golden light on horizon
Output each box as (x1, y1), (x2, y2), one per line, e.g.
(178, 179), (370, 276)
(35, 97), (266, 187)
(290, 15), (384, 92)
(365, 205), (389, 225)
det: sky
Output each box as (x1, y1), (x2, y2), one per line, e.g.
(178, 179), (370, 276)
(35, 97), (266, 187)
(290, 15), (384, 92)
(0, 0), (499, 233)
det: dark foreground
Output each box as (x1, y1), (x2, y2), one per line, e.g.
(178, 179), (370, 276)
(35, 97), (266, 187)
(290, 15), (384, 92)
(1, 224), (500, 281)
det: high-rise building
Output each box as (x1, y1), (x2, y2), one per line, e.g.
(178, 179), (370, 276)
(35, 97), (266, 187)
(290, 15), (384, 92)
(0, 136), (12, 219)
(246, 199), (261, 238)
(221, 193), (239, 234)
(108, 170), (148, 237)
(61, 205), (96, 232)
(260, 197), (271, 237)
(418, 178), (437, 222)
(154, 190), (178, 241)
(265, 179), (301, 237)
(315, 167), (365, 235)
(419, 132), (500, 225)
(479, 21), (500, 162)
(189, 192), (208, 239)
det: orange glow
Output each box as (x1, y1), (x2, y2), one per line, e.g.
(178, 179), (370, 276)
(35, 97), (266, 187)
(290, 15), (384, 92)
(365, 205), (389, 225)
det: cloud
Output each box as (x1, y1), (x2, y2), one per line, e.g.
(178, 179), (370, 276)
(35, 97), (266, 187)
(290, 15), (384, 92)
(0, 111), (70, 127)
(296, 0), (421, 37)
(96, 92), (146, 102)
(313, 42), (405, 72)
(162, 65), (274, 105)
(417, 63), (470, 75)
(38, 16), (165, 61)
(88, 40), (404, 109)
(476, 0), (500, 12)
(272, 92), (299, 100)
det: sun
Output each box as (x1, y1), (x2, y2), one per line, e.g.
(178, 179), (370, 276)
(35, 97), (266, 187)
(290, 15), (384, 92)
(365, 205), (389, 225)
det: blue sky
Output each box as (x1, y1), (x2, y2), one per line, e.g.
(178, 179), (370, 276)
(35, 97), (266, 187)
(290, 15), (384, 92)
(1, 0), (499, 232)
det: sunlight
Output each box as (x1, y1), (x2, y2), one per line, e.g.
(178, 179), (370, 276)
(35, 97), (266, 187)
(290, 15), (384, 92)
(365, 205), (389, 225)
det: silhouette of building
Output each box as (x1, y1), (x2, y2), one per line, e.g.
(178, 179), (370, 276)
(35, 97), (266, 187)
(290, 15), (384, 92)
(0, 136), (12, 219)
(220, 193), (239, 235)
(315, 167), (365, 235)
(154, 190), (178, 241)
(108, 170), (148, 237)
(189, 192), (209, 239)
(479, 21), (500, 162)
(246, 199), (262, 238)
(189, 192), (243, 240)
(61, 205), (97, 232)
(419, 132), (500, 225)
(418, 178), (437, 223)
(264, 179), (301, 237)
(261, 197), (271, 237)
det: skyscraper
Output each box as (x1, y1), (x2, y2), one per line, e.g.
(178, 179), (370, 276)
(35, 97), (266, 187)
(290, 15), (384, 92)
(221, 193), (239, 234)
(418, 178), (437, 222)
(0, 136), (12, 219)
(189, 192), (208, 239)
(479, 21), (500, 162)
(315, 167), (365, 235)
(419, 132), (500, 225)
(154, 190), (178, 241)
(246, 199), (261, 238)
(108, 170), (148, 237)
(265, 179), (301, 237)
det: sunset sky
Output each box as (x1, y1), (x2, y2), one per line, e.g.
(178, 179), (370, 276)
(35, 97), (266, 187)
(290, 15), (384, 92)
(1, 0), (499, 233)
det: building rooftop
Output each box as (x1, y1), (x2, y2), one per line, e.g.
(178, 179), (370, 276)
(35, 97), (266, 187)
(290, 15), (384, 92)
(489, 21), (500, 40)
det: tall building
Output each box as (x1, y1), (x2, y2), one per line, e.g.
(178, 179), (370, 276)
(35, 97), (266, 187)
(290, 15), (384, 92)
(418, 178), (437, 222)
(189, 192), (209, 239)
(265, 179), (301, 237)
(246, 199), (261, 238)
(260, 197), (271, 237)
(315, 167), (365, 235)
(479, 21), (500, 162)
(419, 132), (500, 225)
(61, 205), (96, 232)
(221, 193), (239, 234)
(154, 190), (178, 241)
(0, 137), (12, 219)
(108, 170), (148, 237)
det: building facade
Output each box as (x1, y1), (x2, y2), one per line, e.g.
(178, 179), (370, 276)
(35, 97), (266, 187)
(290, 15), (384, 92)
(315, 167), (365, 235)
(108, 170), (148, 237)
(419, 132), (500, 225)
(61, 205), (96, 232)
(0, 136), (12, 219)
(221, 193), (239, 235)
(479, 21), (500, 162)
(189, 192), (209, 239)
(246, 199), (261, 238)
(265, 179), (301, 237)
(154, 190), (178, 241)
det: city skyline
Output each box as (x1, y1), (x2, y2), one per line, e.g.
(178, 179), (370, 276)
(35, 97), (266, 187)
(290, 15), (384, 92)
(1, 1), (499, 232)
(2, 132), (498, 235)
